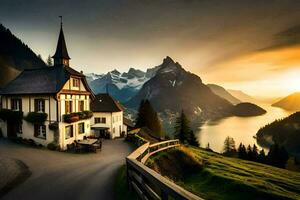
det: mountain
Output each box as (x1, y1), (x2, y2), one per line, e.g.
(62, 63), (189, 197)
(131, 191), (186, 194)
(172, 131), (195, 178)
(87, 67), (160, 102)
(85, 73), (104, 83)
(272, 92), (300, 111)
(232, 103), (266, 117)
(126, 56), (234, 121)
(207, 84), (241, 105)
(0, 24), (46, 87)
(227, 89), (257, 103)
(257, 111), (300, 153)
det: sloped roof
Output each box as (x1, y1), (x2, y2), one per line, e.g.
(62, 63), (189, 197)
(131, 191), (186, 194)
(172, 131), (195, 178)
(91, 93), (124, 112)
(123, 117), (135, 128)
(52, 25), (70, 59)
(1, 65), (87, 95)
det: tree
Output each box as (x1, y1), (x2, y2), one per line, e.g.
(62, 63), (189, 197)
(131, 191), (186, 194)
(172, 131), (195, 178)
(246, 145), (253, 160)
(37, 54), (42, 60)
(174, 110), (191, 144)
(135, 99), (163, 138)
(238, 143), (247, 159)
(46, 55), (53, 66)
(258, 149), (266, 163)
(267, 143), (289, 168)
(223, 136), (236, 156)
(252, 144), (259, 161)
(187, 130), (199, 147)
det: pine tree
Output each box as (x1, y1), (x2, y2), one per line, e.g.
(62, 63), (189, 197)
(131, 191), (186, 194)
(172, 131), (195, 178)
(223, 136), (236, 156)
(238, 143), (247, 159)
(252, 144), (259, 161)
(258, 149), (266, 163)
(46, 55), (53, 66)
(135, 99), (163, 138)
(187, 130), (199, 147)
(174, 110), (191, 144)
(267, 143), (289, 168)
(247, 145), (253, 160)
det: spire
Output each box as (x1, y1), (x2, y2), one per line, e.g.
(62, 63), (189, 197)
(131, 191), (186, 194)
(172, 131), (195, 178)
(52, 16), (70, 66)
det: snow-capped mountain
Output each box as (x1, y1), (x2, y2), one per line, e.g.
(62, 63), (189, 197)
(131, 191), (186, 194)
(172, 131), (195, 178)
(86, 66), (160, 102)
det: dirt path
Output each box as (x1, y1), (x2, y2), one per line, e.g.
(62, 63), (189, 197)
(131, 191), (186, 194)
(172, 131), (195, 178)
(0, 139), (132, 200)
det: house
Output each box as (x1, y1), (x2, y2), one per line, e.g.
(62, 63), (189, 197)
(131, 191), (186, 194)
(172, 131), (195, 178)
(0, 22), (94, 150)
(90, 93), (125, 139)
(123, 117), (135, 133)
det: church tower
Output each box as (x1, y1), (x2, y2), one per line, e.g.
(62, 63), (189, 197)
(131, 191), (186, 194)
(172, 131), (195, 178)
(52, 17), (70, 66)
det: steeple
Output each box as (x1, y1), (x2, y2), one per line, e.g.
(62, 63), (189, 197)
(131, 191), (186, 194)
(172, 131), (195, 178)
(52, 16), (70, 66)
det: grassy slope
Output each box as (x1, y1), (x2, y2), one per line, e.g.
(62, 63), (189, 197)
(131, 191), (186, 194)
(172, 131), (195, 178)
(148, 147), (300, 200)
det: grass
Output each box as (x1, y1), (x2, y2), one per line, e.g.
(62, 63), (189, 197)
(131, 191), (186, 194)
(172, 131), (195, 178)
(114, 165), (138, 200)
(147, 146), (300, 200)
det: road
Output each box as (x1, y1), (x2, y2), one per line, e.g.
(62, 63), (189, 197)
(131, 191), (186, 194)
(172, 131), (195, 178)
(0, 139), (132, 200)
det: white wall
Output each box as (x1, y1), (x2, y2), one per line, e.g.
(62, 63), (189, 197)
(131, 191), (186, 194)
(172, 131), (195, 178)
(91, 111), (124, 138)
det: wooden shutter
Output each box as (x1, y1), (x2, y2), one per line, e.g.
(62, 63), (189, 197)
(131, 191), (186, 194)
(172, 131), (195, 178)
(34, 99), (38, 112)
(19, 99), (22, 111)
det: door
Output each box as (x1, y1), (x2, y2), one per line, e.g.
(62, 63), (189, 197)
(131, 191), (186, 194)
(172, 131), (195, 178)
(7, 121), (18, 138)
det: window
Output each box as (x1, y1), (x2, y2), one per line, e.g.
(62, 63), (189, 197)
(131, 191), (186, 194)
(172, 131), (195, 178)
(113, 127), (115, 133)
(73, 78), (80, 87)
(34, 99), (45, 112)
(11, 99), (22, 111)
(95, 117), (106, 124)
(34, 124), (46, 139)
(65, 100), (72, 114)
(65, 125), (73, 139)
(78, 123), (85, 134)
(78, 101), (84, 112)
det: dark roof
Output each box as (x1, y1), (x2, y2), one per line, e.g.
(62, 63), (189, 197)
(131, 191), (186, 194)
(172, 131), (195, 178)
(1, 65), (89, 95)
(52, 25), (70, 59)
(91, 93), (124, 112)
(123, 117), (135, 128)
(137, 127), (160, 144)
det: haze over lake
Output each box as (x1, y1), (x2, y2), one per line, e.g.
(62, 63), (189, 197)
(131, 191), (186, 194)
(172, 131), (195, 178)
(197, 104), (293, 153)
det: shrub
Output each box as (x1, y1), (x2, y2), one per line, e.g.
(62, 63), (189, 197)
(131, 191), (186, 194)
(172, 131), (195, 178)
(81, 111), (93, 119)
(0, 109), (23, 122)
(24, 112), (48, 124)
(63, 113), (80, 123)
(49, 122), (59, 131)
(47, 142), (58, 151)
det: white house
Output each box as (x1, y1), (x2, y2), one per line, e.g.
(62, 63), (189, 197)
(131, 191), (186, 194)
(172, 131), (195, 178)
(0, 23), (94, 150)
(90, 93), (126, 139)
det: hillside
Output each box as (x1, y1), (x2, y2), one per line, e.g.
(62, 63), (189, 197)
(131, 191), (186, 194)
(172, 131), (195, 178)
(256, 112), (300, 153)
(147, 147), (300, 200)
(228, 89), (257, 103)
(0, 24), (46, 87)
(272, 92), (300, 111)
(126, 56), (234, 120)
(207, 84), (241, 105)
(232, 102), (266, 117)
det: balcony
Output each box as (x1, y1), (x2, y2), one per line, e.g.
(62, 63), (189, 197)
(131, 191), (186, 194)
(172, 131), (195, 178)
(63, 111), (93, 123)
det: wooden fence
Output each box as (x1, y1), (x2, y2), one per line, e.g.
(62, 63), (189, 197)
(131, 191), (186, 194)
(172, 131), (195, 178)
(126, 139), (204, 200)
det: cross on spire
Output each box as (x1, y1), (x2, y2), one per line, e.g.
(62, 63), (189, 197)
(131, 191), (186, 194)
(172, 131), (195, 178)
(59, 16), (63, 27)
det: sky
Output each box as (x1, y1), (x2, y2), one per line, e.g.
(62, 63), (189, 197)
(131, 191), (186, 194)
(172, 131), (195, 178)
(2, 0), (300, 98)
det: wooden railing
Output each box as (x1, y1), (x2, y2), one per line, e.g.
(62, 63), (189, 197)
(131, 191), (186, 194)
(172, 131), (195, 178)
(126, 139), (204, 200)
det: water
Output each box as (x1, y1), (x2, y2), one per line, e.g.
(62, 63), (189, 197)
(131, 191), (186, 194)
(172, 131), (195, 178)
(197, 104), (293, 153)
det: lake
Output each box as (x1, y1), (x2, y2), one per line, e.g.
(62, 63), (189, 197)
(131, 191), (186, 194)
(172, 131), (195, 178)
(196, 104), (293, 153)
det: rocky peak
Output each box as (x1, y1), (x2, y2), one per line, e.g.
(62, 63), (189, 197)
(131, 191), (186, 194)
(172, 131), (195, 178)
(157, 56), (184, 75)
